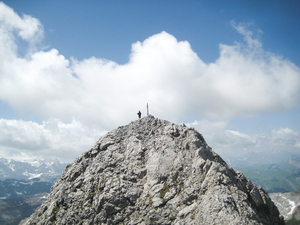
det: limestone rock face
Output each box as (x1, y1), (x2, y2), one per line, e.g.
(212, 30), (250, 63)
(21, 116), (284, 225)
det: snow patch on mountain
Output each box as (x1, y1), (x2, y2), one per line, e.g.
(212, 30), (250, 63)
(270, 192), (300, 222)
(287, 199), (296, 216)
(29, 159), (44, 167)
(23, 171), (43, 179)
(9, 163), (15, 171)
(0, 158), (67, 180)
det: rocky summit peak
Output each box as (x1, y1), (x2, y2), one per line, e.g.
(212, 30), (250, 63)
(21, 116), (284, 225)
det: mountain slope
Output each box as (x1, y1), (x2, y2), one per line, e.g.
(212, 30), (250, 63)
(21, 116), (284, 225)
(270, 192), (300, 225)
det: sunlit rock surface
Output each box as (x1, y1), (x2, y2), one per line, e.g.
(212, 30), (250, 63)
(20, 116), (284, 225)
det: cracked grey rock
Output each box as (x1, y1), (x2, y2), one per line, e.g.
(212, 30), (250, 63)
(20, 116), (284, 225)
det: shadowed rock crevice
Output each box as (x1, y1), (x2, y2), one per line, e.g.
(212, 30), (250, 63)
(20, 116), (285, 225)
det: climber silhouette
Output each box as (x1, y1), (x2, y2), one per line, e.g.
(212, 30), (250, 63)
(137, 110), (141, 119)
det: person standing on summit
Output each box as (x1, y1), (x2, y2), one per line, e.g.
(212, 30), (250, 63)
(137, 110), (141, 119)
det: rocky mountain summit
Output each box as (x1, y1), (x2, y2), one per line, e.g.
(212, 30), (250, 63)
(21, 116), (284, 225)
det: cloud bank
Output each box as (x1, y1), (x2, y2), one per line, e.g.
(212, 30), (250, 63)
(0, 118), (102, 162)
(0, 3), (299, 162)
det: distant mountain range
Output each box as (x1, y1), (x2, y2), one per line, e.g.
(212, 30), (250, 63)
(234, 155), (300, 193)
(0, 158), (67, 200)
(239, 154), (300, 223)
(0, 193), (48, 225)
(0, 158), (67, 224)
(0, 158), (67, 181)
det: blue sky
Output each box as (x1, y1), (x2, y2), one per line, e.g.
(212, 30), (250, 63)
(0, 1), (299, 163)
(8, 1), (300, 65)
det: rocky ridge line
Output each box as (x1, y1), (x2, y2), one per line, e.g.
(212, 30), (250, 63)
(21, 116), (284, 225)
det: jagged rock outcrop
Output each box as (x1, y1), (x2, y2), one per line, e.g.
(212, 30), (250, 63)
(20, 116), (284, 225)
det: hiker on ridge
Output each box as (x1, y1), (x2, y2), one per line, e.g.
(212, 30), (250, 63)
(137, 110), (141, 119)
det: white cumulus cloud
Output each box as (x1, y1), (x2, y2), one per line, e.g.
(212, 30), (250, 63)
(0, 118), (102, 162)
(0, 3), (299, 162)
